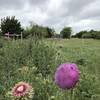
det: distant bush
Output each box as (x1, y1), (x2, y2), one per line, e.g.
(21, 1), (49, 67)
(82, 33), (93, 38)
(94, 32), (100, 39)
(60, 27), (72, 39)
(74, 30), (100, 39)
(23, 23), (55, 38)
(75, 31), (88, 38)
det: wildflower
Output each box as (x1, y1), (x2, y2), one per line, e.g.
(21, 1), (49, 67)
(54, 63), (80, 89)
(11, 82), (34, 99)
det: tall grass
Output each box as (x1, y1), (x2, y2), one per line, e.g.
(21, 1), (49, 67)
(0, 38), (100, 100)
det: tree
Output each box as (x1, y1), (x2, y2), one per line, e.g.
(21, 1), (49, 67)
(74, 29), (100, 39)
(46, 27), (55, 38)
(30, 24), (47, 37)
(60, 27), (72, 38)
(75, 31), (88, 38)
(23, 22), (55, 38)
(0, 16), (23, 35)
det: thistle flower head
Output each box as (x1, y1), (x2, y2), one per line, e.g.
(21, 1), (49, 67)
(54, 63), (80, 89)
(10, 82), (34, 99)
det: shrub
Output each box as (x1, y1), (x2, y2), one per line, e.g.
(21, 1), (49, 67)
(0, 16), (23, 35)
(60, 27), (72, 39)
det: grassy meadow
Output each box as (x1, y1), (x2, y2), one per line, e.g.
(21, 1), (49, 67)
(0, 38), (100, 100)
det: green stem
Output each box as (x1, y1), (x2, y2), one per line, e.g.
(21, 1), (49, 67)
(64, 90), (67, 100)
(70, 89), (74, 100)
(63, 89), (74, 100)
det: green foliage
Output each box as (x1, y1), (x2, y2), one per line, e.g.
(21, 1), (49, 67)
(74, 30), (100, 39)
(29, 39), (58, 77)
(46, 27), (55, 38)
(23, 27), (32, 38)
(75, 73), (99, 100)
(23, 23), (55, 38)
(0, 38), (100, 100)
(0, 38), (63, 99)
(75, 31), (88, 38)
(0, 30), (2, 37)
(60, 27), (72, 38)
(0, 16), (23, 35)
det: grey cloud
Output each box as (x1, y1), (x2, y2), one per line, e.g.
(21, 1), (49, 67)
(43, 0), (97, 32)
(29, 0), (48, 5)
(67, 0), (95, 14)
(0, 0), (100, 33)
(28, 0), (49, 11)
(79, 0), (100, 20)
(0, 0), (25, 9)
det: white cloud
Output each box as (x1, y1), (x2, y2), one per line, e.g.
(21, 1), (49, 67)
(0, 0), (100, 33)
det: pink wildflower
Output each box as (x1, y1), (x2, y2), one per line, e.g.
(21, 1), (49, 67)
(54, 63), (80, 89)
(12, 82), (32, 97)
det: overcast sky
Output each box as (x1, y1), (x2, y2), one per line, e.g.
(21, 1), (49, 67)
(0, 0), (100, 33)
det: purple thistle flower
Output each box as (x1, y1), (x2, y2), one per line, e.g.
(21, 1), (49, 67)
(54, 63), (80, 90)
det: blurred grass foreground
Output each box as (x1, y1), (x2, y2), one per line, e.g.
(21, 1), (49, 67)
(0, 38), (100, 100)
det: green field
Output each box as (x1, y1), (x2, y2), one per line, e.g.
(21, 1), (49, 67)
(0, 38), (100, 100)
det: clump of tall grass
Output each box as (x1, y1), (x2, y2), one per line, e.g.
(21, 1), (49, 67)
(0, 37), (64, 99)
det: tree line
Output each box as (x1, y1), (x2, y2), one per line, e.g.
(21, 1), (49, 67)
(0, 16), (55, 38)
(73, 30), (100, 39)
(0, 16), (100, 39)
